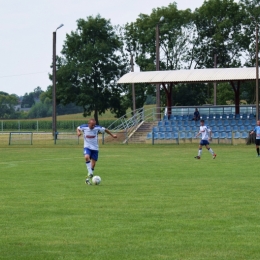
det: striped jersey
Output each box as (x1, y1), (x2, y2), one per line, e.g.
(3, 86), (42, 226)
(77, 124), (105, 150)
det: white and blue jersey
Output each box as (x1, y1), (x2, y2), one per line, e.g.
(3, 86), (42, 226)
(199, 125), (211, 145)
(253, 126), (260, 139)
(77, 124), (105, 150)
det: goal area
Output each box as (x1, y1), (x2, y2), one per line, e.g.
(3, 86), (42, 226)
(9, 132), (33, 145)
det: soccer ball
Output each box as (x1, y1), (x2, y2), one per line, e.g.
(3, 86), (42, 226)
(92, 175), (101, 185)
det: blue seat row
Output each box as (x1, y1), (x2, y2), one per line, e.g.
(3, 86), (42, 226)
(147, 131), (249, 140)
(158, 119), (255, 127)
(163, 113), (255, 121)
(153, 125), (252, 132)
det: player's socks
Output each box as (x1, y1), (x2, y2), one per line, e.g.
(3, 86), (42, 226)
(198, 149), (202, 157)
(86, 161), (93, 175)
(257, 148), (259, 155)
(208, 148), (214, 155)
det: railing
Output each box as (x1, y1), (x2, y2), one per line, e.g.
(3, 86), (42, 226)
(165, 105), (257, 117)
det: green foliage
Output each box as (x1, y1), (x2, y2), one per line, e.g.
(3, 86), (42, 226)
(21, 92), (35, 108)
(51, 15), (129, 124)
(192, 0), (245, 68)
(0, 93), (19, 119)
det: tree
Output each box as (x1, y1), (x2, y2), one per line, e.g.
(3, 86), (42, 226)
(33, 86), (43, 99)
(192, 0), (245, 68)
(0, 92), (19, 118)
(123, 3), (203, 108)
(21, 92), (35, 108)
(52, 15), (129, 124)
(239, 0), (260, 68)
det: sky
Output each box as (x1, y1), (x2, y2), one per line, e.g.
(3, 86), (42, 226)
(0, 0), (208, 96)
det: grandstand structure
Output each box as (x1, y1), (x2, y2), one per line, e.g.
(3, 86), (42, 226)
(107, 106), (256, 145)
(113, 67), (259, 144)
(117, 67), (259, 118)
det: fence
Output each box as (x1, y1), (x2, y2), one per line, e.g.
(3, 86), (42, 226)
(0, 120), (116, 132)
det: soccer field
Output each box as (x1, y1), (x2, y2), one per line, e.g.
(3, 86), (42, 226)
(1, 144), (260, 260)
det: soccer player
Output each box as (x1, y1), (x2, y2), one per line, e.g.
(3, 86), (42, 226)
(194, 119), (217, 159)
(250, 120), (260, 157)
(77, 118), (117, 184)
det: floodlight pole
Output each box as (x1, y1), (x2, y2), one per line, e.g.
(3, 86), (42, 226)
(130, 53), (136, 117)
(52, 31), (57, 143)
(156, 18), (164, 120)
(52, 24), (64, 144)
(256, 23), (259, 120)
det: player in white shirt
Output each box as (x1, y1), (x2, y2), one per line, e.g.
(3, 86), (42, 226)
(194, 120), (216, 159)
(77, 118), (117, 184)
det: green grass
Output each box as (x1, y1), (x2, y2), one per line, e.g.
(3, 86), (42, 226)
(1, 144), (260, 260)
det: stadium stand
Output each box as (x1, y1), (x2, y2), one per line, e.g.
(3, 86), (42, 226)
(147, 111), (255, 144)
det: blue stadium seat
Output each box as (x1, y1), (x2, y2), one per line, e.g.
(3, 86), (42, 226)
(209, 121), (216, 126)
(217, 120), (224, 126)
(241, 132), (248, 138)
(235, 114), (241, 119)
(232, 125), (238, 131)
(239, 125), (245, 131)
(146, 132), (152, 139)
(249, 114), (255, 119)
(154, 132), (159, 139)
(219, 132), (227, 138)
(191, 126), (197, 131)
(226, 125), (231, 132)
(177, 121), (183, 127)
(159, 132), (165, 139)
(212, 132), (219, 139)
(222, 114), (228, 119)
(244, 119), (250, 126)
(163, 115), (168, 120)
(164, 121), (170, 127)
(153, 127), (159, 132)
(230, 120), (236, 126)
(158, 121), (164, 127)
(165, 132), (172, 139)
(185, 126), (191, 131)
(212, 126), (218, 132)
(234, 132), (241, 139)
(219, 126), (225, 132)
(188, 115), (193, 120)
(159, 126), (165, 132)
(237, 119), (243, 126)
(171, 121), (177, 126)
(215, 114), (221, 119)
(222, 120), (229, 126)
(169, 115), (176, 120)
(208, 114), (214, 120)
(228, 114), (234, 119)
(188, 132), (194, 138)
(178, 126), (185, 131)
(165, 126), (172, 132)
(183, 121), (189, 127)
(227, 132), (232, 139)
(242, 114), (248, 119)
(179, 132), (186, 139)
(172, 127), (178, 132)
(189, 121), (196, 126)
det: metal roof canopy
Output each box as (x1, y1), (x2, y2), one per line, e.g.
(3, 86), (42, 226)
(117, 67), (258, 84)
